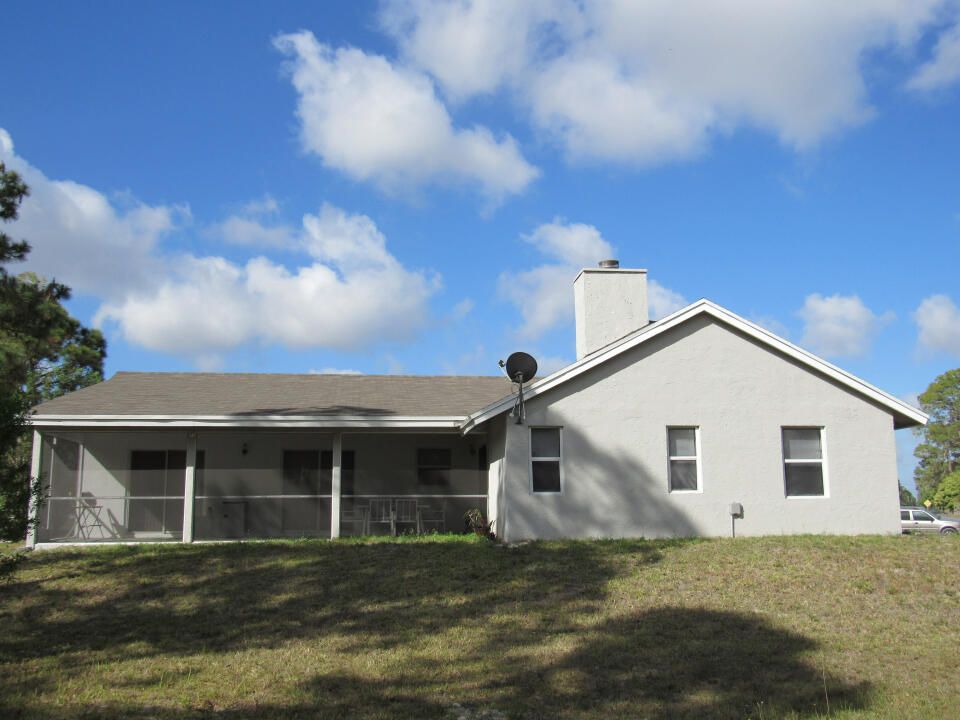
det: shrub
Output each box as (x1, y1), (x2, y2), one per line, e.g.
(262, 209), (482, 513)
(932, 471), (960, 511)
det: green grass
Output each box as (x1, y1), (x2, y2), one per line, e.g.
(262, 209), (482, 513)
(0, 534), (957, 719)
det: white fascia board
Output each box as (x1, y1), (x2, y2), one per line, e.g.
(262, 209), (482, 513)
(29, 414), (465, 429)
(460, 299), (928, 433)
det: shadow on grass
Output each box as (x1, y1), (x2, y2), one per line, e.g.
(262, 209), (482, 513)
(0, 540), (869, 719)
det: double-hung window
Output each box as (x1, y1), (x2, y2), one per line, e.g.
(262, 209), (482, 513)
(782, 427), (826, 497)
(667, 427), (700, 492)
(530, 427), (562, 493)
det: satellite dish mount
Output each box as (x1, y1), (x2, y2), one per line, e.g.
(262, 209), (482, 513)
(499, 352), (538, 425)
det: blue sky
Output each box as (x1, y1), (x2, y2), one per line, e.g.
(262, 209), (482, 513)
(2, 1), (960, 489)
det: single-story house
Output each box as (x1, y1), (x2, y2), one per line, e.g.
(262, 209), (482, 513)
(26, 262), (926, 546)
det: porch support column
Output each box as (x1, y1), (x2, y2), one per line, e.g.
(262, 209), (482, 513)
(26, 430), (42, 548)
(331, 431), (342, 539)
(182, 433), (197, 543)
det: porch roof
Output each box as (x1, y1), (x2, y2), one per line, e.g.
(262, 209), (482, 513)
(31, 372), (516, 428)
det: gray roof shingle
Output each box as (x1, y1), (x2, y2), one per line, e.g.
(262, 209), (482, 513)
(32, 372), (516, 418)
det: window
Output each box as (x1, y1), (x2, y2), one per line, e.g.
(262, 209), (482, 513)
(912, 510), (934, 522)
(530, 427), (562, 493)
(282, 450), (322, 495)
(417, 448), (452, 486)
(900, 510), (910, 521)
(667, 427), (700, 492)
(782, 428), (825, 497)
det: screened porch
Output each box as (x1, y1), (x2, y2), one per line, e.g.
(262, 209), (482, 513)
(31, 430), (488, 544)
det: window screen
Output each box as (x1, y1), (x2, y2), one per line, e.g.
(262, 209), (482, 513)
(667, 427), (699, 492)
(531, 428), (562, 493)
(782, 428), (825, 497)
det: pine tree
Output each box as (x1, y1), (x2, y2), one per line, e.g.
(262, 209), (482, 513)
(0, 162), (107, 539)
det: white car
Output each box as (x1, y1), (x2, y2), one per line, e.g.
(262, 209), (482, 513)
(900, 507), (960, 534)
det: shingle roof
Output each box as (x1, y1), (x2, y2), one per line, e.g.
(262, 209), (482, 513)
(32, 372), (516, 418)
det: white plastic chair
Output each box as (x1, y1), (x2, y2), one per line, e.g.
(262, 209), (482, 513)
(394, 499), (419, 534)
(368, 498), (394, 535)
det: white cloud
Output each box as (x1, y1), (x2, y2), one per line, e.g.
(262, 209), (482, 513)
(242, 195), (280, 215)
(273, 30), (538, 201)
(749, 314), (791, 339)
(209, 195), (296, 248)
(0, 128), (184, 297)
(798, 293), (894, 358)
(648, 280), (688, 320)
(524, 219), (613, 268)
(212, 216), (296, 248)
(914, 294), (960, 356)
(382, 0), (948, 165)
(534, 354), (573, 376)
(500, 264), (579, 340)
(499, 220), (613, 339)
(450, 298), (474, 321)
(1, 129), (437, 365)
(908, 21), (960, 91)
(381, 0), (568, 100)
(96, 205), (436, 362)
(499, 219), (685, 338)
(309, 368), (363, 375)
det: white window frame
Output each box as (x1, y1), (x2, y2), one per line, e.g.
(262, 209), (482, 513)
(781, 426), (829, 499)
(666, 426), (702, 494)
(529, 426), (563, 495)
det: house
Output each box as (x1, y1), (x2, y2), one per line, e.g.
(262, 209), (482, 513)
(26, 262), (927, 545)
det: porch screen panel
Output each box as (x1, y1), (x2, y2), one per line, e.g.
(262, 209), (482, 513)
(193, 434), (333, 541)
(130, 451), (166, 532)
(339, 433), (487, 538)
(36, 433), (187, 543)
(128, 450), (185, 536)
(37, 437), (82, 542)
(281, 450), (327, 536)
(164, 451), (186, 534)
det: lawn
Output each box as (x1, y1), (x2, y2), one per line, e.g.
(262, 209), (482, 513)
(0, 534), (957, 719)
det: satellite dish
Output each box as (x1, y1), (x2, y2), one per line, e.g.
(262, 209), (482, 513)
(504, 351), (537, 384)
(499, 351), (538, 424)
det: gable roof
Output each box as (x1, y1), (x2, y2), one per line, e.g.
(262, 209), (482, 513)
(31, 372), (515, 429)
(460, 299), (928, 433)
(31, 300), (927, 432)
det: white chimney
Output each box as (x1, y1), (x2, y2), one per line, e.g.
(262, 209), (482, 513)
(574, 260), (648, 359)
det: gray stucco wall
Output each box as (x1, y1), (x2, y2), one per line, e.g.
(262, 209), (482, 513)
(497, 315), (902, 541)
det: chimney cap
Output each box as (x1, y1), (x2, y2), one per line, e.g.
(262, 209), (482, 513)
(598, 259), (620, 269)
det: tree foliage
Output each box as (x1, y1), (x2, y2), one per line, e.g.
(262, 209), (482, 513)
(898, 484), (917, 507)
(932, 471), (960, 512)
(913, 369), (960, 503)
(0, 162), (106, 540)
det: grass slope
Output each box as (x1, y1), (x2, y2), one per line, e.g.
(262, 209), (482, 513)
(0, 535), (957, 719)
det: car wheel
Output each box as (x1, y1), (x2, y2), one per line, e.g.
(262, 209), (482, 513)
(941, 527), (958, 535)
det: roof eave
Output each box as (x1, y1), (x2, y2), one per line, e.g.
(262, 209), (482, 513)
(29, 414), (467, 430)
